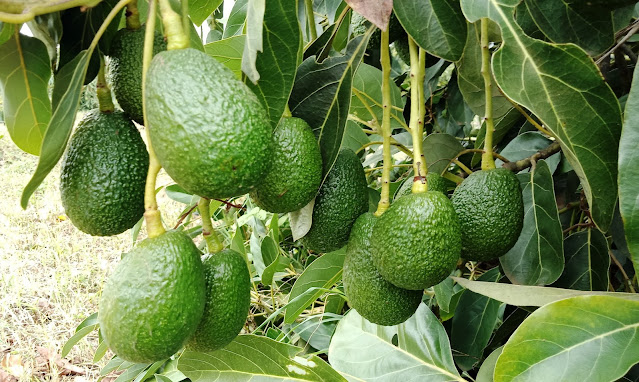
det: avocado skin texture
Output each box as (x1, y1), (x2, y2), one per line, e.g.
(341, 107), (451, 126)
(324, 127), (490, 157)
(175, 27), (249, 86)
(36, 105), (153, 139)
(302, 149), (369, 253)
(343, 213), (422, 326)
(250, 117), (322, 213)
(371, 191), (461, 290)
(60, 110), (148, 236)
(145, 48), (272, 199)
(394, 172), (448, 200)
(98, 230), (206, 363)
(189, 249), (251, 351)
(451, 168), (524, 261)
(109, 27), (166, 124)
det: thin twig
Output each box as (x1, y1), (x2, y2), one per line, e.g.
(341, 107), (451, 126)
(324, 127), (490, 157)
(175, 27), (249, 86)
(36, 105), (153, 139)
(610, 250), (636, 293)
(562, 222), (594, 235)
(502, 142), (561, 172)
(173, 203), (198, 229)
(596, 18), (639, 65)
(214, 198), (246, 210)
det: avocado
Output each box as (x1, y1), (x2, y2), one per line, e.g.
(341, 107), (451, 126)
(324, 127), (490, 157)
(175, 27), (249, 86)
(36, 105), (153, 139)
(250, 117), (322, 213)
(145, 48), (272, 199)
(98, 230), (206, 363)
(189, 249), (251, 351)
(343, 213), (422, 326)
(301, 148), (369, 253)
(394, 172), (448, 200)
(109, 27), (167, 124)
(60, 110), (148, 236)
(371, 192), (461, 290)
(451, 168), (524, 261)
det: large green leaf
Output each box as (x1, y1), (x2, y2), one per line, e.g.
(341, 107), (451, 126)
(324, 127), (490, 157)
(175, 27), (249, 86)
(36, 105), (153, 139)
(460, 0), (622, 232)
(452, 277), (639, 306)
(494, 296), (639, 382)
(476, 346), (503, 382)
(179, 335), (346, 381)
(393, 0), (467, 61)
(328, 304), (466, 382)
(350, 63), (405, 130)
(245, 0), (302, 129)
(204, 35), (245, 78)
(422, 133), (464, 175)
(451, 268), (502, 371)
(290, 35), (369, 175)
(189, 0), (222, 26)
(619, 63), (639, 276)
(554, 229), (610, 291)
(500, 160), (564, 285)
(0, 31), (51, 155)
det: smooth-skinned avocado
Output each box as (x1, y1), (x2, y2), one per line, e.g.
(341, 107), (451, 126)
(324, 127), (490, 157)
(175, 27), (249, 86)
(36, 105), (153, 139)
(109, 27), (167, 124)
(343, 213), (422, 326)
(250, 117), (322, 213)
(98, 230), (206, 363)
(371, 192), (461, 290)
(60, 110), (148, 236)
(145, 48), (272, 199)
(301, 148), (369, 253)
(189, 249), (251, 352)
(451, 168), (524, 261)
(394, 172), (448, 200)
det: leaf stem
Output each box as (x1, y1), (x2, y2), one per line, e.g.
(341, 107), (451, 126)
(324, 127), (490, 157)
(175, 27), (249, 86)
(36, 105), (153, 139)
(408, 38), (428, 193)
(96, 55), (115, 113)
(125, 0), (141, 30)
(502, 93), (553, 136)
(480, 18), (496, 170)
(198, 198), (224, 253)
(158, 0), (188, 50)
(453, 159), (473, 175)
(89, 0), (131, 52)
(305, 0), (317, 40)
(374, 28), (392, 216)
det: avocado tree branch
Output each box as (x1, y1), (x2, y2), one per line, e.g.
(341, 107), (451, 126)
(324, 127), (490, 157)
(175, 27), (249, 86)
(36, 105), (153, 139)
(374, 28), (392, 216)
(609, 250), (636, 293)
(480, 18), (496, 170)
(198, 198), (224, 253)
(305, 0), (317, 40)
(407, 38), (428, 193)
(125, 0), (141, 30)
(501, 141), (561, 172)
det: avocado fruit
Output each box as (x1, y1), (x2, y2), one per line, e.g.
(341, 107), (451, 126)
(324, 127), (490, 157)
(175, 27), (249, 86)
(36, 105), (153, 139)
(250, 117), (322, 213)
(343, 213), (422, 326)
(371, 191), (461, 290)
(109, 27), (167, 124)
(301, 148), (369, 253)
(394, 172), (448, 200)
(60, 110), (148, 236)
(189, 249), (251, 351)
(145, 48), (272, 199)
(98, 230), (206, 363)
(451, 168), (524, 261)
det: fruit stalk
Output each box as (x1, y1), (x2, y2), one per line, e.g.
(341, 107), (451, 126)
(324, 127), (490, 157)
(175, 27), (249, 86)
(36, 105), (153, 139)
(408, 37), (428, 194)
(480, 18), (496, 170)
(374, 28), (392, 216)
(125, 0), (141, 30)
(305, 0), (317, 40)
(198, 198), (224, 253)
(96, 55), (115, 113)
(158, 0), (189, 50)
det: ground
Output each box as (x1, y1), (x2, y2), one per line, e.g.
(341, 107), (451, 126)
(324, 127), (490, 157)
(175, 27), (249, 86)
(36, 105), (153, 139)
(0, 122), (184, 381)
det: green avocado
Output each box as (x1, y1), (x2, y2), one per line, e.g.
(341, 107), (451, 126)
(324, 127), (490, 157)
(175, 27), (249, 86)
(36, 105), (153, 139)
(451, 168), (524, 261)
(301, 149), (369, 253)
(343, 213), (422, 326)
(98, 230), (206, 363)
(109, 27), (166, 124)
(250, 117), (322, 213)
(60, 110), (148, 236)
(189, 249), (251, 352)
(371, 192), (461, 290)
(145, 48), (272, 199)
(394, 172), (448, 200)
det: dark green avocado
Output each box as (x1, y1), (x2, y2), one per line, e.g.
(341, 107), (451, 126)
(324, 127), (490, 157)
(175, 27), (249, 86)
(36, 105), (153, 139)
(60, 110), (148, 236)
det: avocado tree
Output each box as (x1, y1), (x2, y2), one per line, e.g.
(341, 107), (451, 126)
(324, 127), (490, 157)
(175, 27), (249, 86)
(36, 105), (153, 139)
(2, 0), (639, 380)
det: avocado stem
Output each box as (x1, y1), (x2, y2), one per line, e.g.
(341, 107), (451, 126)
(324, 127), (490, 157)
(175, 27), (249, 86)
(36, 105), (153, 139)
(304, 0), (317, 40)
(96, 55), (115, 113)
(158, 0), (189, 50)
(408, 37), (428, 194)
(480, 18), (496, 171)
(374, 28), (392, 216)
(198, 198), (224, 253)
(125, 0), (141, 30)
(283, 104), (292, 118)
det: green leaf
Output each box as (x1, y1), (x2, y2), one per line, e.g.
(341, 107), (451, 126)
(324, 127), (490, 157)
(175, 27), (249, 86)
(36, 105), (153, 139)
(285, 249), (346, 324)
(245, 0), (302, 128)
(619, 63), (639, 276)
(241, 0), (264, 83)
(451, 268), (502, 371)
(342, 120), (370, 154)
(0, 32), (51, 155)
(451, 277), (639, 306)
(290, 35), (369, 175)
(189, 0), (222, 26)
(554, 229), (610, 291)
(328, 304), (466, 382)
(494, 296), (639, 382)
(61, 324), (98, 358)
(471, 108), (521, 167)
(293, 314), (339, 352)
(263, 256), (292, 286)
(393, 0), (467, 61)
(460, 0), (622, 231)
(203, 35), (245, 78)
(495, 132), (561, 173)
(222, 0), (247, 38)
(350, 63), (406, 130)
(179, 335), (346, 381)
(500, 160), (564, 285)
(0, 22), (14, 46)
(476, 346), (504, 382)
(21, 51), (90, 208)
(114, 363), (149, 382)
(93, 338), (109, 363)
(422, 132), (464, 175)
(434, 277), (464, 321)
(289, 198), (314, 241)
(164, 184), (196, 204)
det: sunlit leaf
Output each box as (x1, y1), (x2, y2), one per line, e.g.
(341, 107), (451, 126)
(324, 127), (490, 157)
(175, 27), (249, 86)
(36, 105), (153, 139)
(204, 35), (245, 78)
(189, 0), (223, 26)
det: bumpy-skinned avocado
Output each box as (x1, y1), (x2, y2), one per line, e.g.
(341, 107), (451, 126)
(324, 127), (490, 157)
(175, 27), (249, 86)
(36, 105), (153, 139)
(250, 117), (322, 213)
(98, 230), (206, 363)
(189, 249), (251, 351)
(394, 172), (448, 200)
(371, 192), (461, 290)
(451, 168), (524, 261)
(109, 27), (167, 124)
(301, 149), (369, 253)
(60, 110), (148, 236)
(343, 213), (422, 326)
(145, 48), (272, 199)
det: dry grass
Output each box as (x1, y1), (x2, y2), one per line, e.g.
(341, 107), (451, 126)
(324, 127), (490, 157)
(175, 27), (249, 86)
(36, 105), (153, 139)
(0, 122), (184, 381)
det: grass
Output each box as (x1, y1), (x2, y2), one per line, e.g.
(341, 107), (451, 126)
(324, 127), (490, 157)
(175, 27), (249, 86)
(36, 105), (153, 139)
(0, 122), (184, 381)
